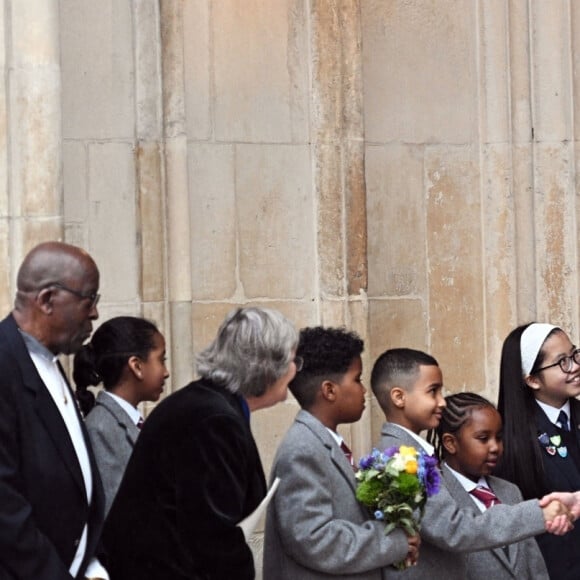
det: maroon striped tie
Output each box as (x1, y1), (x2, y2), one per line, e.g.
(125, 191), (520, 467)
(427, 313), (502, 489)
(470, 485), (501, 509)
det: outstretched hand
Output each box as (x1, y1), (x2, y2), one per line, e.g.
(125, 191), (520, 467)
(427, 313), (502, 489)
(539, 495), (576, 535)
(540, 491), (580, 525)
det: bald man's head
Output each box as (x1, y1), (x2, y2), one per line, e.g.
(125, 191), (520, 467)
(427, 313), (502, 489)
(17, 242), (97, 294)
(14, 241), (100, 354)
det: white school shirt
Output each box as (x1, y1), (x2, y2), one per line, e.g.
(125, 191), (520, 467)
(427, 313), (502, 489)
(22, 332), (108, 579)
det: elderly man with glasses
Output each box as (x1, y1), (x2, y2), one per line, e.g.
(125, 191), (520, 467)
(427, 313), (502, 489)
(0, 241), (107, 580)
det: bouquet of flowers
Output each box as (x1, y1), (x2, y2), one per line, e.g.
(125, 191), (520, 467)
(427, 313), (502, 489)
(355, 445), (440, 569)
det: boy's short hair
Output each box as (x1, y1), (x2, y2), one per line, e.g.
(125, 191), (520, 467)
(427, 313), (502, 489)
(371, 348), (439, 411)
(289, 326), (364, 409)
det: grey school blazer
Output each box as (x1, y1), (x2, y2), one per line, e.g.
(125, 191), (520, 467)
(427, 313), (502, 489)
(263, 410), (409, 580)
(441, 464), (549, 579)
(85, 391), (140, 515)
(378, 422), (547, 580)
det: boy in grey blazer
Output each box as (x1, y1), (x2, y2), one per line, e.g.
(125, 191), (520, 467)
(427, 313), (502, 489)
(263, 327), (419, 580)
(371, 348), (570, 580)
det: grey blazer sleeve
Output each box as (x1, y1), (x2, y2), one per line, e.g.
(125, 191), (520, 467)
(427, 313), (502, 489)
(379, 426), (546, 553)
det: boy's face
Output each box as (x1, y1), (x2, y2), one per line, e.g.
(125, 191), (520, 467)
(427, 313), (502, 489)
(445, 406), (503, 482)
(398, 364), (445, 433)
(333, 355), (366, 425)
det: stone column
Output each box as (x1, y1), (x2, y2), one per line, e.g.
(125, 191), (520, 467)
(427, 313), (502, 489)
(7, 0), (63, 300)
(310, 0), (371, 455)
(160, 0), (194, 392)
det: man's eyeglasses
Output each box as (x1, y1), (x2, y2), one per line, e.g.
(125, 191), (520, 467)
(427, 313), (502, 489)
(294, 356), (304, 372)
(50, 283), (100, 309)
(534, 348), (580, 374)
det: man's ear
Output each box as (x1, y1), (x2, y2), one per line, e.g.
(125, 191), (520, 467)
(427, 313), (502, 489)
(321, 379), (337, 402)
(128, 356), (143, 380)
(36, 288), (54, 314)
(390, 386), (406, 409)
(442, 433), (457, 455)
(524, 374), (541, 391)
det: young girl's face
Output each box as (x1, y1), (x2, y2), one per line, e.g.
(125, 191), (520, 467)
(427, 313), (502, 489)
(137, 332), (169, 403)
(527, 330), (580, 408)
(445, 406), (503, 482)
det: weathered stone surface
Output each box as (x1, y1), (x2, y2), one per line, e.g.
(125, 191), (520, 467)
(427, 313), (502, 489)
(188, 144), (236, 300)
(135, 0), (162, 141)
(362, 0), (477, 144)
(63, 141), (87, 223)
(213, 0), (309, 143)
(60, 0), (134, 140)
(426, 145), (484, 390)
(137, 141), (165, 302)
(0, 219), (11, 313)
(533, 142), (577, 328)
(368, 298), (427, 364)
(530, 0), (572, 142)
(183, 0), (211, 141)
(10, 69), (61, 217)
(87, 142), (138, 302)
(237, 144), (313, 299)
(366, 144), (426, 297)
(165, 136), (192, 302)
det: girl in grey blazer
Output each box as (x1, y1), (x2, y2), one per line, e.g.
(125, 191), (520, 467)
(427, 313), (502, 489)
(433, 392), (549, 580)
(73, 316), (169, 514)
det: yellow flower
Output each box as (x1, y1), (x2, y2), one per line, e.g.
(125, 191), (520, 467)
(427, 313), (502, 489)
(405, 459), (418, 474)
(399, 445), (418, 459)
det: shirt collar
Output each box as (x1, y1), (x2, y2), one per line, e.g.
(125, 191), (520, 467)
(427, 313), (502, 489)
(104, 391), (142, 425)
(326, 427), (345, 448)
(393, 423), (435, 456)
(20, 329), (57, 363)
(444, 462), (488, 492)
(536, 398), (571, 427)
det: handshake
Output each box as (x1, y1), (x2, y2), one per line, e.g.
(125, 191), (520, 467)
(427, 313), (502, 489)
(540, 491), (580, 534)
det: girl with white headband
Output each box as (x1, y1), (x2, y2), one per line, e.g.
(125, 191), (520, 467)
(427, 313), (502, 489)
(496, 322), (580, 580)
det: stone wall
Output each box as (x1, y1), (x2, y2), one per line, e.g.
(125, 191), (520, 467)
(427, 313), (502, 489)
(1, 0), (579, 576)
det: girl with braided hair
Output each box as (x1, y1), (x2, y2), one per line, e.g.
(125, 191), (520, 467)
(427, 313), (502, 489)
(428, 392), (548, 579)
(73, 315), (170, 514)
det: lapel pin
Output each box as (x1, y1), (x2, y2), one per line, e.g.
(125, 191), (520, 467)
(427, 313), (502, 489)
(557, 446), (568, 458)
(549, 435), (562, 447)
(546, 446), (557, 456)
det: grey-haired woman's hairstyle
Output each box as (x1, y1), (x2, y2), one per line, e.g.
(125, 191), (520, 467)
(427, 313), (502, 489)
(196, 307), (298, 397)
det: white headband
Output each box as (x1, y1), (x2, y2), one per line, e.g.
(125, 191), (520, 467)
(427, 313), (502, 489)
(520, 323), (559, 376)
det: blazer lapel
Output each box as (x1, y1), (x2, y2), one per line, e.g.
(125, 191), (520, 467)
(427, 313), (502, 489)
(95, 391), (140, 445)
(441, 465), (515, 576)
(296, 410), (357, 493)
(28, 361), (87, 497)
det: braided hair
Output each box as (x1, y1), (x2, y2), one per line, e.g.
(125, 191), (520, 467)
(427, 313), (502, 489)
(427, 392), (496, 461)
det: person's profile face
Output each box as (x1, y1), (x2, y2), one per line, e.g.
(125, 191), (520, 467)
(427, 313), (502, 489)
(136, 332), (170, 403)
(401, 364), (445, 433)
(49, 263), (100, 355)
(333, 355), (366, 424)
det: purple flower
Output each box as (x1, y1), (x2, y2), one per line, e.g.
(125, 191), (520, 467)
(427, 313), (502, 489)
(359, 453), (376, 470)
(418, 452), (440, 496)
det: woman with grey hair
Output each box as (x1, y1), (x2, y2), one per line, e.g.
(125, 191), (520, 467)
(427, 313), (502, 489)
(103, 307), (299, 580)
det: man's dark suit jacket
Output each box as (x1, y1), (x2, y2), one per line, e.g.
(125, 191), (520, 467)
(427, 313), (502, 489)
(0, 314), (105, 580)
(103, 378), (267, 580)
